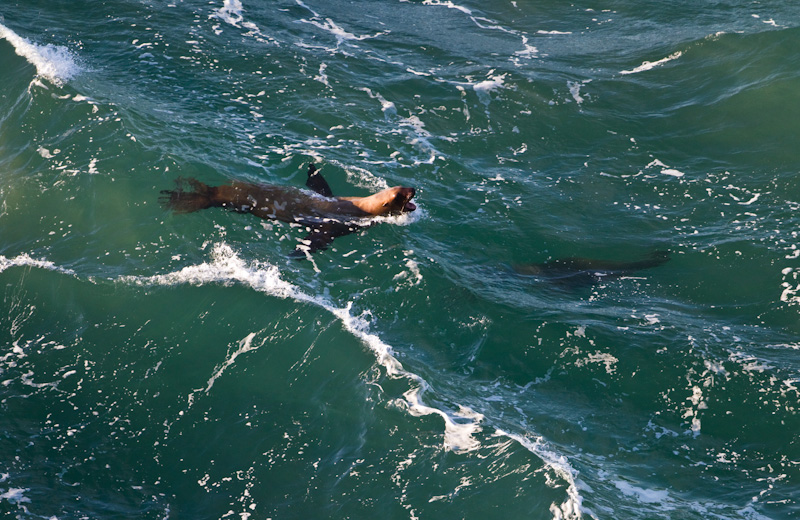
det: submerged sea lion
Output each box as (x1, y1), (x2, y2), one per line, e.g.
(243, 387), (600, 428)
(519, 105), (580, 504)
(160, 164), (417, 256)
(513, 250), (670, 287)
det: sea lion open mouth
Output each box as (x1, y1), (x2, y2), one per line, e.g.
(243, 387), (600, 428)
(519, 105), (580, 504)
(400, 188), (417, 213)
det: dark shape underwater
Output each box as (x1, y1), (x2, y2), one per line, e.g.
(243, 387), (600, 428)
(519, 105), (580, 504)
(513, 250), (671, 287)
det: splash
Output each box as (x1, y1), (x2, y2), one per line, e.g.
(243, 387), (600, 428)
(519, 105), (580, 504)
(0, 22), (80, 86)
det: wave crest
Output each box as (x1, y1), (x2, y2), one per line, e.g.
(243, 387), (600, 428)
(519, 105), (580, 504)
(0, 22), (80, 85)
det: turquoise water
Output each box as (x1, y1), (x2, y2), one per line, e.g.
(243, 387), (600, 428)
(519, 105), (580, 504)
(2, 1), (800, 518)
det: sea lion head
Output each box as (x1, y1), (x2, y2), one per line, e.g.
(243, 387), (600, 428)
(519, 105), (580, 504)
(358, 186), (417, 217)
(382, 187), (417, 215)
(338, 186), (417, 216)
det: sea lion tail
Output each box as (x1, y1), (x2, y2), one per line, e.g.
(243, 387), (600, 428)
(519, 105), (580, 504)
(159, 177), (216, 213)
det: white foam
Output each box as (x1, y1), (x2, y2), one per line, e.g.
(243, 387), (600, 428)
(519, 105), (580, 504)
(203, 332), (258, 393)
(414, 0), (537, 69)
(496, 429), (590, 520)
(393, 255), (423, 287)
(513, 35), (538, 62)
(0, 22), (80, 86)
(781, 282), (800, 304)
(120, 243), (480, 453)
(214, 0), (245, 26)
(643, 159), (685, 178)
(371, 206), (425, 228)
(353, 90), (440, 164)
(621, 52), (682, 75)
(313, 63), (330, 87)
(660, 168), (684, 178)
(575, 352), (618, 375)
(88, 157), (99, 175)
(398, 115), (440, 164)
(401, 387), (485, 453)
(324, 159), (389, 190)
(567, 80), (591, 105)
(473, 73), (506, 105)
(0, 487), (31, 506)
(0, 254), (76, 276)
(421, 0), (473, 15)
(613, 480), (672, 506)
(211, 0), (277, 44)
(37, 146), (58, 159)
(296, 1), (387, 46)
(359, 87), (397, 118)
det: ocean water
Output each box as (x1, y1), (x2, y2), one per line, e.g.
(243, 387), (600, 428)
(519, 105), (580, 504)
(2, 1), (800, 518)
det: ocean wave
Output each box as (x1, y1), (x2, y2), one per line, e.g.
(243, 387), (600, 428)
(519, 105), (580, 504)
(0, 22), (80, 86)
(118, 243), (481, 450)
(117, 242), (586, 518)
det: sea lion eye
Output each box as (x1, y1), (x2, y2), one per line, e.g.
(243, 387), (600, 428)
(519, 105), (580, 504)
(383, 192), (402, 207)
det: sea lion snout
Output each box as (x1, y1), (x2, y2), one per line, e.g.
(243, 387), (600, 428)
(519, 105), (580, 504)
(382, 187), (416, 214)
(396, 187), (416, 213)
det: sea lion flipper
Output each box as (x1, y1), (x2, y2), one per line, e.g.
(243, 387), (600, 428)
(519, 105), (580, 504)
(305, 163), (334, 197)
(290, 221), (360, 258)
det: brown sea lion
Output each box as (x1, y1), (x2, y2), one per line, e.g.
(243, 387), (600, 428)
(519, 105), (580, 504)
(160, 164), (416, 256)
(513, 250), (670, 287)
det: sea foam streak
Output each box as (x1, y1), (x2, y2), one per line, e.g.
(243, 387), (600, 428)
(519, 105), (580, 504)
(295, 0), (387, 46)
(210, 0), (278, 44)
(620, 51), (682, 75)
(498, 429), (590, 520)
(0, 254), (76, 276)
(120, 243), (586, 519)
(0, 23), (80, 85)
(119, 243), (481, 450)
(5, 245), (585, 519)
(416, 0), (536, 65)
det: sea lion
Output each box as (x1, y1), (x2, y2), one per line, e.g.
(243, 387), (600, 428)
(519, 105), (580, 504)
(513, 250), (670, 287)
(159, 164), (416, 256)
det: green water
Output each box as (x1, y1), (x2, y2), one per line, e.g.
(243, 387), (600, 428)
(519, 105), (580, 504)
(2, 1), (800, 518)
